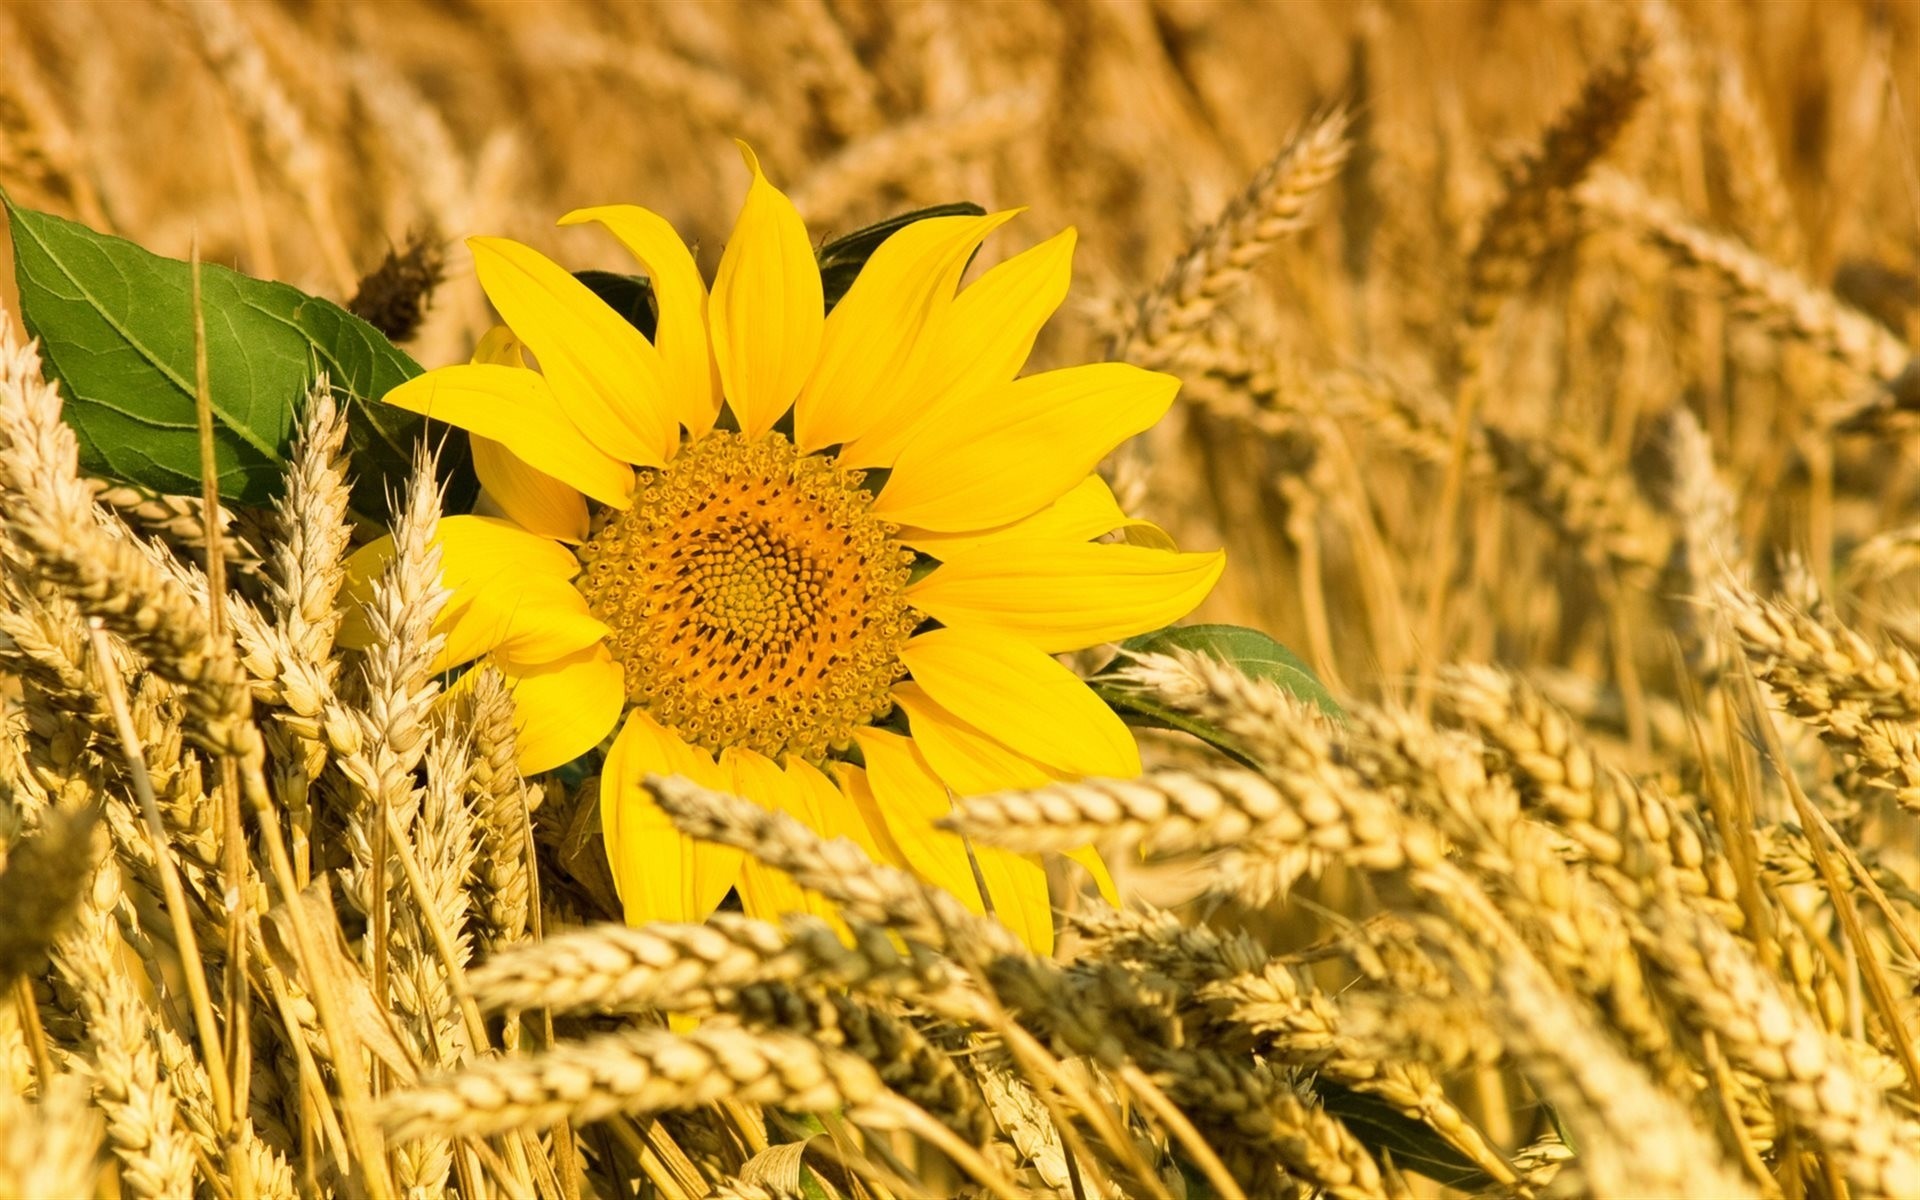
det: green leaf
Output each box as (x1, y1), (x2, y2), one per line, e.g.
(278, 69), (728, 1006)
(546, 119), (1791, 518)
(574, 269), (657, 339)
(1090, 623), (1340, 766)
(4, 196), (474, 519)
(1316, 1084), (1496, 1192)
(816, 202), (986, 311)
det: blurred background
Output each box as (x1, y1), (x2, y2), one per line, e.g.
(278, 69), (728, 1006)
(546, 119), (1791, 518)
(5, 0), (1920, 748)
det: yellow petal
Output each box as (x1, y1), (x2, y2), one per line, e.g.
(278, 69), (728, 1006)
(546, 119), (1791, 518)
(793, 211), (1020, 454)
(785, 756), (890, 863)
(560, 204), (721, 436)
(736, 861), (827, 926)
(853, 729), (986, 913)
(339, 515), (580, 649)
(893, 681), (1054, 794)
(472, 436), (590, 543)
(830, 762), (915, 869)
(470, 325), (526, 368)
(852, 732), (1053, 951)
(715, 748), (820, 923)
(900, 626), (1140, 779)
(710, 144), (822, 439)
(1062, 845), (1121, 907)
(721, 744), (786, 806)
(872, 363), (1180, 531)
(434, 574), (608, 674)
(383, 364), (635, 508)
(600, 710), (743, 923)
(469, 236), (678, 467)
(895, 682), (1119, 908)
(436, 514), (582, 581)
(843, 227), (1076, 467)
(908, 542), (1226, 653)
(973, 845), (1054, 956)
(902, 475), (1137, 559)
(500, 643), (625, 773)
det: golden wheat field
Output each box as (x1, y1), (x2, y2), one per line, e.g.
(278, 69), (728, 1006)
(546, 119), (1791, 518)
(15, 0), (1920, 1197)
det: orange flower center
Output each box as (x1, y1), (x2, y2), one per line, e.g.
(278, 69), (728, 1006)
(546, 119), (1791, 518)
(576, 430), (918, 760)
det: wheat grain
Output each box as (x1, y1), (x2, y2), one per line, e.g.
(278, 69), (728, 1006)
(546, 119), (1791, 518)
(1115, 109), (1351, 370)
(468, 912), (946, 1016)
(0, 1073), (105, 1199)
(379, 1026), (888, 1144)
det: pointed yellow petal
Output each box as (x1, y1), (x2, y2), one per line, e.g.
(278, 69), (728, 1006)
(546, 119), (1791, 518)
(893, 681), (1053, 794)
(853, 729), (986, 914)
(842, 227), (1076, 467)
(721, 745), (785, 807)
(793, 211), (1020, 454)
(472, 436), (590, 543)
(710, 144), (822, 439)
(830, 763), (915, 870)
(901, 627), (1140, 779)
(974, 846), (1055, 955)
(908, 542), (1226, 653)
(469, 235), (677, 467)
(383, 364), (635, 508)
(338, 515), (580, 649)
(895, 682), (1118, 908)
(716, 752), (849, 925)
(872, 363), (1180, 531)
(902, 475), (1138, 559)
(471, 325), (525, 367)
(434, 574), (607, 674)
(1061, 845), (1121, 907)
(785, 757), (890, 863)
(736, 861), (826, 926)
(851, 732), (1056, 949)
(561, 204), (721, 436)
(499, 643), (625, 773)
(601, 711), (743, 923)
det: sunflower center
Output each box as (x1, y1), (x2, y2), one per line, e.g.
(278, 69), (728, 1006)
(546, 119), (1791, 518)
(576, 430), (918, 761)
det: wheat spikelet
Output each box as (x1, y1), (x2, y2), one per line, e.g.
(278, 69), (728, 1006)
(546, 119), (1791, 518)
(1481, 948), (1758, 1198)
(729, 986), (991, 1144)
(647, 775), (1028, 967)
(1482, 424), (1673, 584)
(378, 1025), (887, 1143)
(949, 765), (1430, 875)
(55, 866), (197, 1200)
(163, 0), (356, 292)
(468, 912), (945, 1016)
(1707, 51), (1804, 270)
(333, 450), (445, 919)
(387, 730), (478, 1194)
(456, 668), (535, 950)
(1639, 901), (1920, 1198)
(1115, 109), (1351, 369)
(1581, 170), (1911, 392)
(1461, 36), (1648, 340)
(0, 329), (265, 765)
(88, 482), (263, 579)
(1437, 664), (1735, 915)
(0, 800), (98, 992)
(151, 1022), (297, 1199)
(0, 1073), (105, 1199)
(1197, 961), (1515, 1188)
(1720, 581), (1920, 721)
(1657, 406), (1740, 680)
(1335, 701), (1689, 1083)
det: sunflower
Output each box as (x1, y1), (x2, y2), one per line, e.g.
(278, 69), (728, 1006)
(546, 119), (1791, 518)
(345, 146), (1223, 951)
